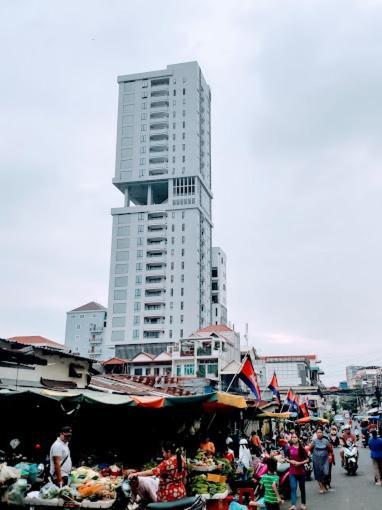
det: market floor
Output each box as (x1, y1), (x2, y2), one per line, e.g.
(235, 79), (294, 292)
(292, 447), (381, 510)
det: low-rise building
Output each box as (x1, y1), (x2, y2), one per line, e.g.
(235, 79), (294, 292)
(351, 366), (382, 389)
(0, 337), (93, 390)
(65, 302), (107, 360)
(172, 324), (241, 386)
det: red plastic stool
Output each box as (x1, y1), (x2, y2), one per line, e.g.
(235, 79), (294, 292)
(238, 488), (255, 505)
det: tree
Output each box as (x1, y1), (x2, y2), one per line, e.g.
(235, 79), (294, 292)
(340, 396), (358, 414)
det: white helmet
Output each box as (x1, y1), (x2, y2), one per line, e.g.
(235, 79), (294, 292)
(226, 437), (233, 445)
(239, 438), (248, 445)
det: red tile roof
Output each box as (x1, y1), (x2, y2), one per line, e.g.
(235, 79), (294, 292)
(197, 324), (233, 333)
(70, 301), (106, 312)
(102, 357), (129, 366)
(8, 336), (65, 350)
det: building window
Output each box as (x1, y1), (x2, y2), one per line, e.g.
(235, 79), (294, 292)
(180, 329), (183, 338)
(170, 302), (174, 309)
(142, 80), (148, 88)
(136, 262), (143, 271)
(182, 144), (185, 151)
(136, 275), (142, 284)
(183, 88), (186, 95)
(135, 288), (141, 297)
(182, 223), (185, 231)
(138, 213), (145, 220)
(140, 135), (146, 142)
(141, 124), (147, 131)
(176, 365), (181, 376)
(171, 262), (174, 270)
(137, 237), (144, 246)
(141, 113), (147, 120)
(184, 364), (194, 376)
(137, 250), (143, 258)
(182, 236), (185, 244)
(180, 301), (184, 310)
(170, 316), (173, 324)
(182, 121), (185, 128)
(140, 158), (145, 165)
(134, 302), (141, 311)
(117, 238), (129, 249)
(169, 330), (173, 339)
(182, 155), (185, 163)
(133, 330), (139, 339)
(181, 288), (184, 296)
(142, 90), (148, 98)
(182, 211), (185, 219)
(142, 102), (147, 109)
(138, 225), (144, 233)
(181, 274), (184, 283)
(171, 275), (174, 283)
(170, 288), (174, 297)
(134, 315), (140, 325)
(114, 289), (127, 300)
(117, 226), (129, 236)
(113, 303), (126, 314)
(112, 316), (125, 327)
(173, 90), (176, 96)
(181, 250), (185, 258)
(76, 325), (80, 329)
(115, 276), (128, 287)
(116, 251), (129, 261)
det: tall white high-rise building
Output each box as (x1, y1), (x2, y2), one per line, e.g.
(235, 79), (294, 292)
(106, 62), (212, 359)
(211, 247), (227, 325)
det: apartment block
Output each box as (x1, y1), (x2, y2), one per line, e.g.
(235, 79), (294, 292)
(65, 302), (107, 360)
(211, 247), (227, 325)
(106, 62), (212, 359)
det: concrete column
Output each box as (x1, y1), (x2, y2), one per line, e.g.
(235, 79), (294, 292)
(124, 187), (129, 207)
(147, 184), (152, 205)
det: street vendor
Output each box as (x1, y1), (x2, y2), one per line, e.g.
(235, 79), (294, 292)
(199, 436), (216, 456)
(49, 425), (73, 487)
(129, 442), (187, 502)
(129, 474), (159, 507)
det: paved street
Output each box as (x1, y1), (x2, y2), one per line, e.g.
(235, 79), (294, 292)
(301, 447), (381, 510)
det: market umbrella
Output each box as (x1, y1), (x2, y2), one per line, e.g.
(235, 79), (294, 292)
(296, 416), (329, 424)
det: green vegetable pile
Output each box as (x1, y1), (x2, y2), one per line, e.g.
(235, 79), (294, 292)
(143, 460), (158, 470)
(215, 458), (233, 476)
(190, 475), (227, 496)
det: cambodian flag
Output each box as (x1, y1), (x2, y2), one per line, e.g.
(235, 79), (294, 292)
(286, 388), (299, 412)
(238, 357), (262, 401)
(267, 372), (281, 405)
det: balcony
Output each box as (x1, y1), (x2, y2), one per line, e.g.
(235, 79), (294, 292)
(146, 275), (165, 284)
(150, 122), (168, 131)
(150, 100), (169, 109)
(146, 249), (166, 258)
(151, 78), (169, 87)
(143, 331), (164, 339)
(89, 336), (103, 344)
(144, 317), (165, 325)
(197, 346), (212, 356)
(149, 145), (168, 153)
(150, 133), (169, 142)
(149, 156), (168, 165)
(150, 112), (169, 120)
(144, 303), (166, 313)
(89, 325), (103, 333)
(151, 90), (169, 98)
(149, 168), (168, 176)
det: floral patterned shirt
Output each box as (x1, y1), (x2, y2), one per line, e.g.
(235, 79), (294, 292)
(152, 456), (187, 502)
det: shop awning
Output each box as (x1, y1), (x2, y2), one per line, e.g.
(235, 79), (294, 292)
(256, 411), (292, 419)
(296, 416), (329, 424)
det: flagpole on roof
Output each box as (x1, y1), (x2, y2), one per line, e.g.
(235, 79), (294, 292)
(225, 349), (251, 393)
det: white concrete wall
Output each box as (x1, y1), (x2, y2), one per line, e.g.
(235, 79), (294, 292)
(1, 351), (90, 389)
(65, 309), (106, 360)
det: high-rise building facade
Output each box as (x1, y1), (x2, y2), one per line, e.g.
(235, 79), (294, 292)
(106, 62), (212, 359)
(211, 247), (227, 325)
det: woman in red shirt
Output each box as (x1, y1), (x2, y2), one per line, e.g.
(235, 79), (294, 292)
(285, 432), (309, 510)
(130, 442), (187, 502)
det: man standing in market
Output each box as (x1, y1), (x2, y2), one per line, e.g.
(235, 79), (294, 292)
(49, 425), (73, 486)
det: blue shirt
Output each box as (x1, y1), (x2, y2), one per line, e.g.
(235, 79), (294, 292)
(368, 437), (382, 460)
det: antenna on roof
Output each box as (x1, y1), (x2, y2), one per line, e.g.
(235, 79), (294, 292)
(244, 323), (249, 347)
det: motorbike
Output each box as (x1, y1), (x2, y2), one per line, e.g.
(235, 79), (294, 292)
(252, 451), (290, 499)
(343, 440), (358, 475)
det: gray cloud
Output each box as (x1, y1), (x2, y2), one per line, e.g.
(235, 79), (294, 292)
(1, 0), (382, 383)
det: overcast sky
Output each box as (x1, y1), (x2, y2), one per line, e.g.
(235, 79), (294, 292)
(1, 0), (382, 384)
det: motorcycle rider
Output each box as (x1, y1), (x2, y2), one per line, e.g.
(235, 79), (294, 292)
(329, 426), (339, 448)
(340, 426), (356, 466)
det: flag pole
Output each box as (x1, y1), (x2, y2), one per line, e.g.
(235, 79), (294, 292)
(225, 349), (250, 393)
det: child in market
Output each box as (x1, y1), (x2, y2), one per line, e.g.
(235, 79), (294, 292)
(258, 458), (282, 510)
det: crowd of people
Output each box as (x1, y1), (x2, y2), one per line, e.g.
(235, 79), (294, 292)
(46, 418), (382, 510)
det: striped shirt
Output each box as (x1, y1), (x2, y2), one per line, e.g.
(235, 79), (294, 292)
(260, 473), (279, 503)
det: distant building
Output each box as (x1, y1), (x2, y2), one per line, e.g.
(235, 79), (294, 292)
(346, 365), (364, 387)
(65, 302), (107, 360)
(211, 247), (227, 325)
(351, 366), (382, 389)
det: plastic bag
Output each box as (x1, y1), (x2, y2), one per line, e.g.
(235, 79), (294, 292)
(39, 482), (60, 499)
(6, 478), (31, 505)
(0, 463), (20, 484)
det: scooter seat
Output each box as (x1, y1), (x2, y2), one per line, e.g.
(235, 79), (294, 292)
(148, 496), (200, 510)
